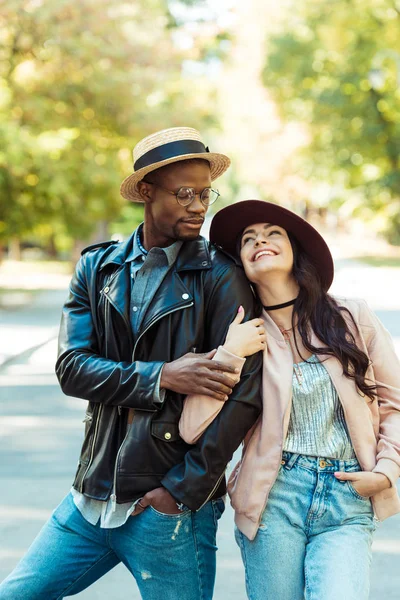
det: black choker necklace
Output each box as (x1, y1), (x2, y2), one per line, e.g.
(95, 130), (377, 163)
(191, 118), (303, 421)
(263, 298), (297, 311)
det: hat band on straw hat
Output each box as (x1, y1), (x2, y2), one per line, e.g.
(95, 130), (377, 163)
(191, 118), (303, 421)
(134, 140), (210, 171)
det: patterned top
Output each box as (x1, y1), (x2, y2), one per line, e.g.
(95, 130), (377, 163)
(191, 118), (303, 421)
(283, 355), (356, 460)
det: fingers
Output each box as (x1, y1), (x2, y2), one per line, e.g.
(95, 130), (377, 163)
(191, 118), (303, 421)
(334, 472), (357, 481)
(202, 349), (217, 359)
(245, 317), (264, 328)
(209, 360), (239, 374)
(131, 496), (148, 516)
(231, 305), (245, 325)
(203, 376), (236, 395)
(139, 493), (150, 507)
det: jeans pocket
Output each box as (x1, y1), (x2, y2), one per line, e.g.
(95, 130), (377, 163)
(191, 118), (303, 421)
(148, 505), (190, 518)
(212, 497), (225, 524)
(346, 481), (371, 502)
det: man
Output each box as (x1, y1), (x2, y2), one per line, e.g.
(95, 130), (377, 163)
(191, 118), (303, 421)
(0, 127), (262, 600)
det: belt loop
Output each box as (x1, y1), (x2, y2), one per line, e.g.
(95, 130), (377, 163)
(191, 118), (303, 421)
(284, 452), (300, 470)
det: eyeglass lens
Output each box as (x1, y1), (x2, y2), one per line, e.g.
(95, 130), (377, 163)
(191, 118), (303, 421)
(176, 187), (219, 206)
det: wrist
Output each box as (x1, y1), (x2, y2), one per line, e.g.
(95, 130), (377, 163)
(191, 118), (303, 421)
(160, 362), (171, 390)
(223, 343), (245, 358)
(375, 472), (391, 492)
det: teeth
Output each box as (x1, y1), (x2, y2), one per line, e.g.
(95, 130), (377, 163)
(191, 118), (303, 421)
(254, 250), (275, 261)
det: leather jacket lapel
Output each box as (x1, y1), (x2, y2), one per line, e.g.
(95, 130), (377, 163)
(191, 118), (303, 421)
(140, 270), (193, 333)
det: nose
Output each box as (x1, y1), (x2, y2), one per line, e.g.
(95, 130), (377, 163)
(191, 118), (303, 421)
(187, 194), (206, 215)
(254, 233), (269, 246)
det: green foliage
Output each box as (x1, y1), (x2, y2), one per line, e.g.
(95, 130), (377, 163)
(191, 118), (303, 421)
(0, 0), (220, 253)
(262, 0), (400, 240)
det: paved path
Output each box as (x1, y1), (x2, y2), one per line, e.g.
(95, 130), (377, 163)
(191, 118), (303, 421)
(1, 258), (400, 598)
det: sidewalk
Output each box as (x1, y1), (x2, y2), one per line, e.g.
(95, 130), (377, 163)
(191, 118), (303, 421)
(0, 260), (71, 368)
(0, 289), (67, 368)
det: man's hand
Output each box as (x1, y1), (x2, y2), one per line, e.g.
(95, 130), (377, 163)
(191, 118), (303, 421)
(132, 487), (182, 516)
(160, 351), (240, 401)
(334, 470), (391, 497)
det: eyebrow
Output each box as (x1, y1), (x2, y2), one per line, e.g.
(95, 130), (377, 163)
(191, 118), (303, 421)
(242, 223), (274, 237)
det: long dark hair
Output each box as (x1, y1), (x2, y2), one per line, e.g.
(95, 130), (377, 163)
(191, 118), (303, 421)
(283, 234), (377, 400)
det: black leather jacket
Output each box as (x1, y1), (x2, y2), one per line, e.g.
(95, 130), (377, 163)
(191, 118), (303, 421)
(56, 232), (262, 510)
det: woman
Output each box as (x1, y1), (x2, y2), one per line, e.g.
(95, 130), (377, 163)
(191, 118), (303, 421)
(179, 200), (400, 600)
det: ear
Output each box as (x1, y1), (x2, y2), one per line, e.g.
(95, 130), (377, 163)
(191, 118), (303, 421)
(136, 180), (153, 203)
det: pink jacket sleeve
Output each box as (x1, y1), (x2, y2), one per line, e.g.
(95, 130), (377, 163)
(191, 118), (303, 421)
(179, 346), (246, 444)
(360, 301), (400, 486)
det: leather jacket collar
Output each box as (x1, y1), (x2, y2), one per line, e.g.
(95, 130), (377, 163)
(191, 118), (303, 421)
(99, 231), (212, 273)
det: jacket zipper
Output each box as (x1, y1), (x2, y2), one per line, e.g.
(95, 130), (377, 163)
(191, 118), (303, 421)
(79, 286), (132, 492)
(197, 468), (226, 511)
(80, 404), (103, 492)
(110, 301), (194, 510)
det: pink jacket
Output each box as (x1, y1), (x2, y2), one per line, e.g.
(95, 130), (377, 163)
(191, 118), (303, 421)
(179, 298), (400, 540)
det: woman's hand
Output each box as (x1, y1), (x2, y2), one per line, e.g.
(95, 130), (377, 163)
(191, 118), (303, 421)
(334, 470), (391, 497)
(223, 306), (266, 358)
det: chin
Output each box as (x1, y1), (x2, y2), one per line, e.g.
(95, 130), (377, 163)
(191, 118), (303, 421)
(178, 232), (201, 241)
(174, 225), (202, 241)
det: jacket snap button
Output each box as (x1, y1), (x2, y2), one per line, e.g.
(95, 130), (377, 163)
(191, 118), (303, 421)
(182, 293), (189, 300)
(201, 261), (208, 266)
(164, 432), (172, 440)
(104, 286), (110, 293)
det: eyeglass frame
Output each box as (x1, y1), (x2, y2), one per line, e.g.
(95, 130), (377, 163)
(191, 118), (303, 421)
(147, 182), (220, 207)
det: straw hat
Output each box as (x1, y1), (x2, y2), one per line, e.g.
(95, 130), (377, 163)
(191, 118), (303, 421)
(210, 200), (334, 291)
(120, 127), (231, 202)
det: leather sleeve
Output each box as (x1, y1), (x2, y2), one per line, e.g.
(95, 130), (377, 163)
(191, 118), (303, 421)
(55, 254), (165, 411)
(161, 264), (263, 509)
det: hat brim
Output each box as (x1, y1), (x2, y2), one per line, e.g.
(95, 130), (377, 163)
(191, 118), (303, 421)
(210, 199), (334, 291)
(120, 152), (231, 202)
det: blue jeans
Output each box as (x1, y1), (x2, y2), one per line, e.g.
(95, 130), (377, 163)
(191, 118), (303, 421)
(0, 493), (225, 600)
(235, 452), (377, 600)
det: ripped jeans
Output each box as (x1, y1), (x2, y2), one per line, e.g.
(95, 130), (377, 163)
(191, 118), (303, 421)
(0, 492), (225, 600)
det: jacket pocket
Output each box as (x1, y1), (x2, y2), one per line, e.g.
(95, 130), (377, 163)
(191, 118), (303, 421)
(151, 422), (181, 443)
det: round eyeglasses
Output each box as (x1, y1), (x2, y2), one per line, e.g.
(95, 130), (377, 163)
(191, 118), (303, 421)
(150, 183), (220, 207)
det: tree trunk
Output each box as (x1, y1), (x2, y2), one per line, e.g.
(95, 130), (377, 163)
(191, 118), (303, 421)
(9, 237), (21, 261)
(47, 233), (58, 259)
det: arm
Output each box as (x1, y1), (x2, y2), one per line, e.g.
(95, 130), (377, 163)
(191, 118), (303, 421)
(55, 253), (168, 411)
(335, 301), (400, 495)
(179, 308), (265, 443)
(56, 253), (242, 411)
(161, 263), (263, 510)
(362, 303), (400, 486)
(179, 345), (245, 444)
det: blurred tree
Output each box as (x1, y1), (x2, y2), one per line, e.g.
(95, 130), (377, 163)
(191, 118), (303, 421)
(0, 0), (222, 258)
(262, 0), (400, 241)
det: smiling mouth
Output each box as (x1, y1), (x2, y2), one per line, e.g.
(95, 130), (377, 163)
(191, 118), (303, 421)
(253, 250), (277, 262)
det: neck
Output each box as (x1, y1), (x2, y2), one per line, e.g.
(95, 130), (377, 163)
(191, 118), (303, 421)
(142, 222), (175, 251)
(256, 275), (299, 307)
(256, 275), (299, 330)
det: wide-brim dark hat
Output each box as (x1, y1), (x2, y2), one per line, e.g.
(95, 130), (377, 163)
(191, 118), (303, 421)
(210, 199), (334, 291)
(120, 127), (231, 202)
